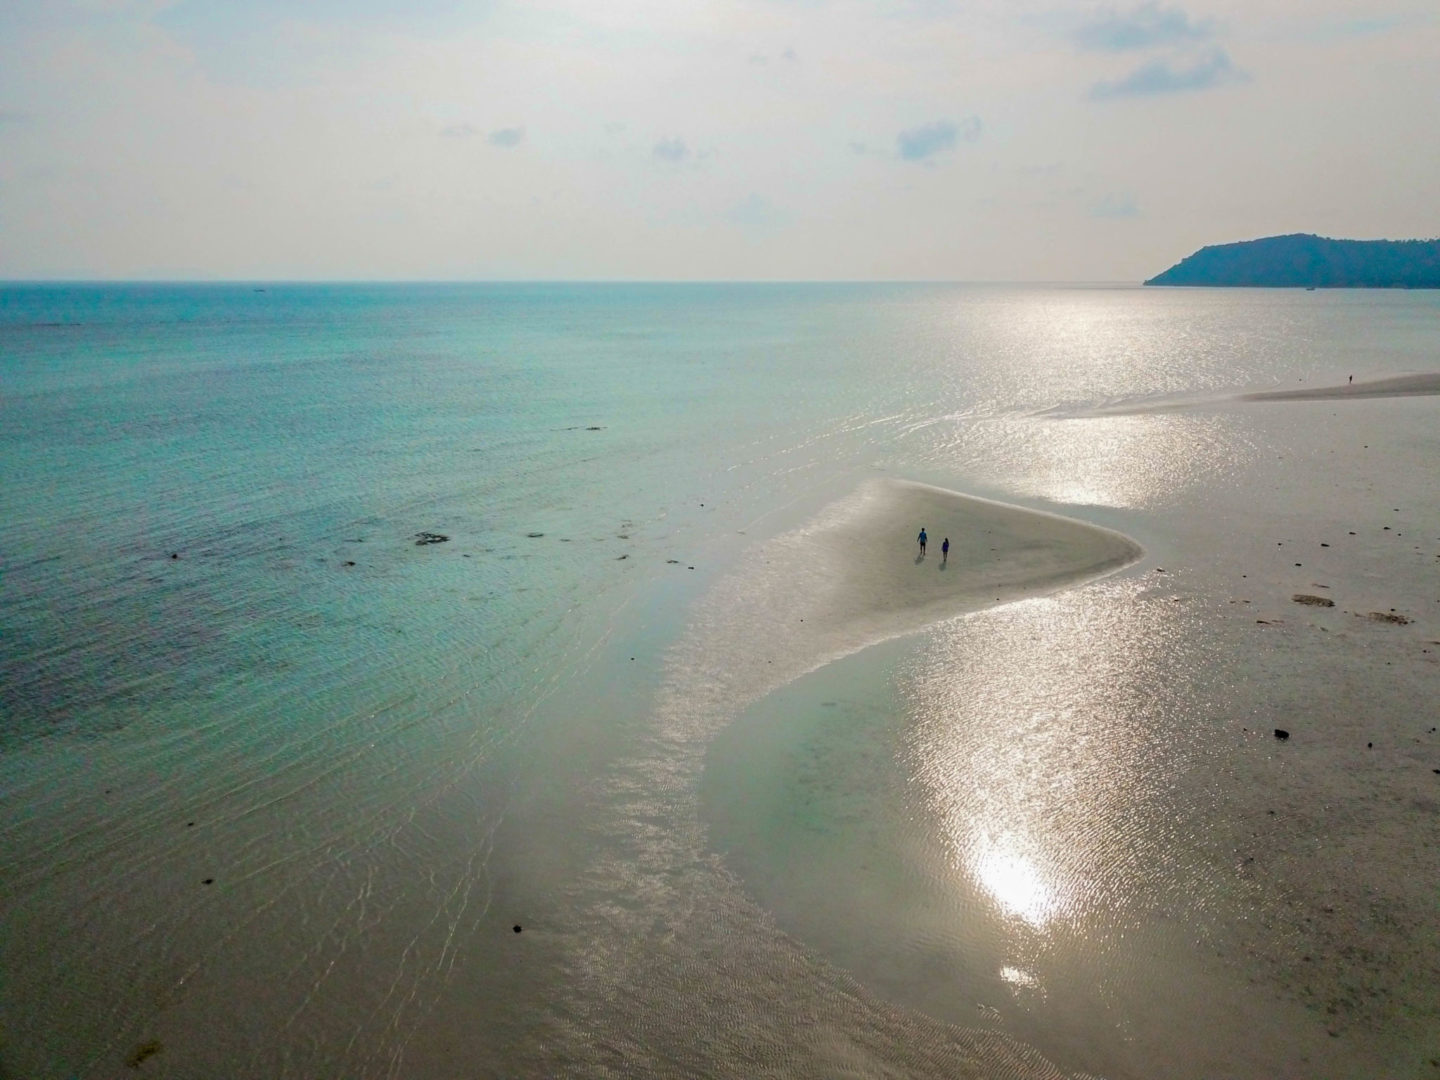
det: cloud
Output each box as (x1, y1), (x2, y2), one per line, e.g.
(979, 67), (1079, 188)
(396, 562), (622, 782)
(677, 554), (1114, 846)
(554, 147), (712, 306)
(1073, 3), (1214, 52)
(896, 117), (981, 162)
(1331, 15), (1408, 37)
(440, 124), (524, 146)
(653, 136), (690, 163)
(725, 193), (785, 229)
(748, 48), (797, 68)
(1279, 13), (1429, 44)
(1091, 193), (1140, 218)
(1088, 48), (1246, 99)
(487, 127), (525, 148)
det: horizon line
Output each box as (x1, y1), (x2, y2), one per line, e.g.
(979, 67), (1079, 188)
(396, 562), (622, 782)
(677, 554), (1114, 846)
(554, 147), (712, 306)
(0, 277), (1145, 287)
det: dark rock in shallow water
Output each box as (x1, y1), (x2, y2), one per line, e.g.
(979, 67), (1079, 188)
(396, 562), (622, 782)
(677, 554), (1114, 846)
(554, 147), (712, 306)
(1274, 729), (1290, 740)
(414, 532), (450, 546)
(526, 532), (544, 539)
(1293, 594), (1335, 607)
(125, 1040), (163, 1069)
(1365, 611), (1410, 624)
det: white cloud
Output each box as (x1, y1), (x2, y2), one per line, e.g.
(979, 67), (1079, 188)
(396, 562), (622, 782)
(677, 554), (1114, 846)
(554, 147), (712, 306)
(487, 127), (525, 147)
(653, 136), (689, 163)
(1073, 3), (1214, 52)
(1088, 47), (1247, 99)
(897, 117), (982, 162)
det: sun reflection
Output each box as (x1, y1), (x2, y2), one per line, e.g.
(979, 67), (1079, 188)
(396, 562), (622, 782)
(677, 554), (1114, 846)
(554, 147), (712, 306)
(972, 834), (1056, 926)
(902, 581), (1215, 992)
(947, 412), (1249, 510)
(998, 965), (1041, 992)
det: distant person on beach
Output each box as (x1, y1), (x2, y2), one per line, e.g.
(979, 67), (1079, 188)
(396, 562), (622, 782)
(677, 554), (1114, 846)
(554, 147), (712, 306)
(941, 537), (949, 563)
(1348, 375), (1353, 384)
(918, 527), (927, 554)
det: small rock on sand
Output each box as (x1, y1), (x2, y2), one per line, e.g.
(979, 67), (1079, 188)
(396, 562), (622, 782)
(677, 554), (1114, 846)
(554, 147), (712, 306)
(1293, 594), (1335, 607)
(1274, 729), (1290, 740)
(1365, 612), (1410, 625)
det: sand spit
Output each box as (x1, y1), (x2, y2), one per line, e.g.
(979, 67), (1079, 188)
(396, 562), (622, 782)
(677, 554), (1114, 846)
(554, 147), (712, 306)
(800, 479), (1142, 646)
(1039, 372), (1440, 419)
(1241, 372), (1440, 401)
(676, 477), (1144, 710)
(649, 476), (1146, 783)
(526, 479), (1144, 1080)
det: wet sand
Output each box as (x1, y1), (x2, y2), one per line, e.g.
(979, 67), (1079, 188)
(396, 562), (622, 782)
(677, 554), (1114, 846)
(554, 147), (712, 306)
(477, 479), (1153, 1079)
(1041, 372), (1440, 419)
(697, 400), (1440, 1078)
(642, 477), (1145, 765)
(780, 479), (1143, 651)
(1240, 372), (1440, 401)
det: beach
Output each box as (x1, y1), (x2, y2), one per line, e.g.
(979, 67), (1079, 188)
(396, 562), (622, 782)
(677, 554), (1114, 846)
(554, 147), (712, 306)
(1241, 371), (1440, 401)
(2, 283), (1438, 1078)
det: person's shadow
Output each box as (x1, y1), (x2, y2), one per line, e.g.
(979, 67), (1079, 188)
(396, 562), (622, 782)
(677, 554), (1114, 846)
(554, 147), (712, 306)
(915, 551), (926, 564)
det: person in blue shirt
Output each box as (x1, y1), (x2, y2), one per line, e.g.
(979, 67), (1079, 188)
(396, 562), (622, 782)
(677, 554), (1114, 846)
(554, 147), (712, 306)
(917, 527), (927, 554)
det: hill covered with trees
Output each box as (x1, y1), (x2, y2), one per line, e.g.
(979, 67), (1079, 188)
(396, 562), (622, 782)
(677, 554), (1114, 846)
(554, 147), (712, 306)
(1144, 234), (1440, 288)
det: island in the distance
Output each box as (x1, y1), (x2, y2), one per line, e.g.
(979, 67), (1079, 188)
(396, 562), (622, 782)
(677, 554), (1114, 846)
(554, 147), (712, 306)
(1145, 233), (1440, 288)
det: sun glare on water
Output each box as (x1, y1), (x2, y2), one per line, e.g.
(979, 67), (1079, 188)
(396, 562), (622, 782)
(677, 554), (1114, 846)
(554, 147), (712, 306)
(971, 835), (1057, 927)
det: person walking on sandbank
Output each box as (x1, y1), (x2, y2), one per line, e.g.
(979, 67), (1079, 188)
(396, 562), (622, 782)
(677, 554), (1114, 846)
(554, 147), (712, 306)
(917, 527), (927, 555)
(941, 537), (949, 564)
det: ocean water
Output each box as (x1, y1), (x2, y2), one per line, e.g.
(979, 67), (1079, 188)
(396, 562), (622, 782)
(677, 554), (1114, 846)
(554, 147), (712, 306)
(2, 283), (1438, 1078)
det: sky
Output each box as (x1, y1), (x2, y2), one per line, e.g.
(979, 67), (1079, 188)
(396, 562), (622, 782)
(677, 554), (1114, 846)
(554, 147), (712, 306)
(1, 0), (1437, 281)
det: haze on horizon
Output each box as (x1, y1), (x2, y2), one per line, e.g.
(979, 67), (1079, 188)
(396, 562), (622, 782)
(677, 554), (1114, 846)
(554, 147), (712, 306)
(1, 0), (1437, 282)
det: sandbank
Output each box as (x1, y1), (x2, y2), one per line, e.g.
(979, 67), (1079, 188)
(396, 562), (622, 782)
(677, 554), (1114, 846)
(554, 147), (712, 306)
(665, 477), (1143, 755)
(800, 479), (1141, 641)
(1040, 372), (1440, 418)
(1240, 372), (1440, 401)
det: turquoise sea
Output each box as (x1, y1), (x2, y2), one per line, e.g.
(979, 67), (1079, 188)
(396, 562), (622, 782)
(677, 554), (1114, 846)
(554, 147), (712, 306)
(2, 283), (1438, 1078)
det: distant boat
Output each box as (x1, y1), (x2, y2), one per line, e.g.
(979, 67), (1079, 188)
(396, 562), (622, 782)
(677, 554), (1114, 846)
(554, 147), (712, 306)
(1305, 286), (1317, 291)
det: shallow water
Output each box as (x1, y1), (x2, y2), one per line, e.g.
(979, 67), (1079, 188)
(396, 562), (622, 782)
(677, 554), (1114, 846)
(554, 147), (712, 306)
(703, 392), (1440, 1078)
(2, 283), (1438, 1077)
